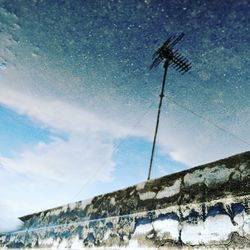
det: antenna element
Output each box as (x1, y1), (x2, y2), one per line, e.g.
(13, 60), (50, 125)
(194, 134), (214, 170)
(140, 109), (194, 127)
(147, 33), (191, 180)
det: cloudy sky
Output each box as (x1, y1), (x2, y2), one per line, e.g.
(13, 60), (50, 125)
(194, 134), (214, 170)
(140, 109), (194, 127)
(0, 0), (249, 232)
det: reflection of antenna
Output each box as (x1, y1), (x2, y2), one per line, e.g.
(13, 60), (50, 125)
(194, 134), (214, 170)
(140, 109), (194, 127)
(147, 33), (191, 180)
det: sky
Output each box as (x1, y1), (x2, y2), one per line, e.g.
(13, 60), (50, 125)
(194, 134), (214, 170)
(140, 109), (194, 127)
(0, 0), (249, 232)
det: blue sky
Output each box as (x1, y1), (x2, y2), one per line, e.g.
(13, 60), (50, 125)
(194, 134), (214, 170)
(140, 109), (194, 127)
(0, 106), (51, 157)
(0, 0), (249, 232)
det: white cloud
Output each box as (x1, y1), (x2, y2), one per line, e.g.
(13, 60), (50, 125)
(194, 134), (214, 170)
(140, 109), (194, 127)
(0, 83), (248, 184)
(153, 103), (249, 166)
(0, 85), (132, 138)
(0, 84), (125, 184)
(0, 135), (115, 183)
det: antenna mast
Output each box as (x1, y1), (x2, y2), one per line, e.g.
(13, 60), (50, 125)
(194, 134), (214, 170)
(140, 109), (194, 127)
(147, 33), (191, 180)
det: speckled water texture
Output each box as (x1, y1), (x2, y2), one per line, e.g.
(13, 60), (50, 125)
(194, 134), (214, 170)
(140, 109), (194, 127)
(0, 0), (250, 248)
(1, 151), (250, 249)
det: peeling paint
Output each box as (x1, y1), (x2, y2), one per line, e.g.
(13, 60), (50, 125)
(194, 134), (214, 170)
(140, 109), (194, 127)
(153, 219), (179, 240)
(136, 182), (146, 191)
(139, 191), (156, 200)
(156, 179), (181, 199)
(133, 224), (153, 235)
(181, 214), (237, 245)
(1, 151), (250, 249)
(183, 165), (234, 187)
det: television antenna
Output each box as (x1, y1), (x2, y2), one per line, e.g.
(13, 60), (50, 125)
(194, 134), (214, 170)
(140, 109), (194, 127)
(147, 33), (191, 180)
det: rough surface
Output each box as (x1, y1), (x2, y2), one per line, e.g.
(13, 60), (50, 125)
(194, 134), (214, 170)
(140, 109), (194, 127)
(0, 151), (250, 249)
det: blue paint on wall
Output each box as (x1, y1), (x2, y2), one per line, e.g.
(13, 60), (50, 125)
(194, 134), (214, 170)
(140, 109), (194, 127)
(135, 217), (151, 227)
(183, 210), (200, 223)
(106, 222), (113, 229)
(231, 203), (245, 216)
(207, 203), (227, 218)
(85, 232), (95, 244)
(154, 212), (180, 222)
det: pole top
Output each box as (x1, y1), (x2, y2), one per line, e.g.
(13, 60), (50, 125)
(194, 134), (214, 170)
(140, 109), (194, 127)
(150, 33), (191, 74)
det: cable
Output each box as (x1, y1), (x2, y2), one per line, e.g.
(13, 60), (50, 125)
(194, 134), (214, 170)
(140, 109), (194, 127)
(166, 96), (250, 146)
(71, 93), (249, 202)
(70, 100), (155, 202)
(2, 205), (176, 235)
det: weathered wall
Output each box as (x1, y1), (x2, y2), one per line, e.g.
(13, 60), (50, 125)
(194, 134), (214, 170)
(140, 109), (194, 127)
(1, 151), (250, 249)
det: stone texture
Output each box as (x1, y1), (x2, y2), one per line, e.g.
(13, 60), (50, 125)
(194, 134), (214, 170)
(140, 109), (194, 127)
(0, 151), (250, 249)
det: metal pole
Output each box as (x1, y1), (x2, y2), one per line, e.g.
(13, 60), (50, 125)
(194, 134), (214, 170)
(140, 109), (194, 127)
(147, 60), (169, 180)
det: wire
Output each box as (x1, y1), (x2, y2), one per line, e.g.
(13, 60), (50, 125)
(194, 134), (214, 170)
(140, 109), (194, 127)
(166, 96), (250, 146)
(71, 93), (249, 202)
(70, 100), (155, 202)
(2, 205), (179, 235)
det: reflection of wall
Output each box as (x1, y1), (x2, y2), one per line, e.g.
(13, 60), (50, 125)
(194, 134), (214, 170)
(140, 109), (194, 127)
(1, 151), (250, 249)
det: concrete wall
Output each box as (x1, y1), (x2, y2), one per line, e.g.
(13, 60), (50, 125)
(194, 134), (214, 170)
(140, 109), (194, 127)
(1, 151), (250, 249)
